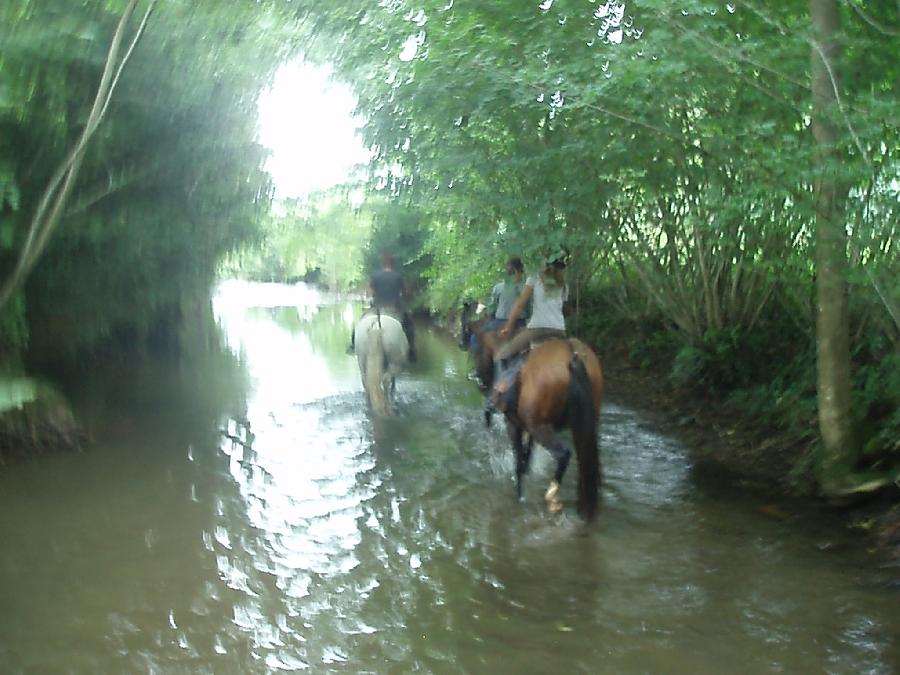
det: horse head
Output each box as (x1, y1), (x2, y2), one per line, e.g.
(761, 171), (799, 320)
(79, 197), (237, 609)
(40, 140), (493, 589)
(470, 321), (500, 393)
(459, 301), (478, 350)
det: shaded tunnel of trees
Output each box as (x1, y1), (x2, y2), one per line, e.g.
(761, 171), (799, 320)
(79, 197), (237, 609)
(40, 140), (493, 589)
(0, 1), (897, 501)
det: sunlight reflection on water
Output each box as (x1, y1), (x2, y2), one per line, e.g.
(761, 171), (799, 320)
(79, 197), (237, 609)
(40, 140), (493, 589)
(1, 281), (894, 673)
(205, 282), (899, 673)
(213, 280), (378, 665)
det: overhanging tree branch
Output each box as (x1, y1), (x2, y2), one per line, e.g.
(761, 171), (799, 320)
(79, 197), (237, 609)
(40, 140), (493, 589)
(64, 162), (161, 217)
(842, 0), (900, 36)
(0, 0), (156, 311)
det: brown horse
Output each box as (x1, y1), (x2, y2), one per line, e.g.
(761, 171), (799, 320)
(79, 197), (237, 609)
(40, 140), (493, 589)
(495, 338), (604, 520)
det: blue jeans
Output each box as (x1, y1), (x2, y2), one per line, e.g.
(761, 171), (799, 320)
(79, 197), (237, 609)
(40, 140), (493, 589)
(470, 317), (524, 354)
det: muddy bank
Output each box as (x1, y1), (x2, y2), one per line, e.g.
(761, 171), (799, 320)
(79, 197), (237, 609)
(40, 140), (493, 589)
(600, 350), (805, 488)
(0, 386), (84, 467)
(598, 346), (900, 573)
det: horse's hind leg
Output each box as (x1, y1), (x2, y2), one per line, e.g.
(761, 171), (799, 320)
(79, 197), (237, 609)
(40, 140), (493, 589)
(529, 424), (571, 514)
(381, 373), (394, 411)
(523, 434), (534, 485)
(506, 422), (529, 501)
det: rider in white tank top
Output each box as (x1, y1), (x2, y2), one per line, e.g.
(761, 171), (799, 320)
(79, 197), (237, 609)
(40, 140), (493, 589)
(525, 274), (567, 331)
(495, 253), (569, 364)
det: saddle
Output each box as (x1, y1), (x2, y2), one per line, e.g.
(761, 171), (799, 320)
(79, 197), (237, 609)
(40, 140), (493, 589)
(490, 335), (567, 413)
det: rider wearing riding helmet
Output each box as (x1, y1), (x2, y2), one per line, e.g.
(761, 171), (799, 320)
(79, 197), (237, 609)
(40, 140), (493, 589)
(494, 248), (569, 372)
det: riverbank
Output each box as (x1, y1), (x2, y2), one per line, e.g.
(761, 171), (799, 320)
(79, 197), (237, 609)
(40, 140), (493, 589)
(0, 380), (84, 467)
(600, 346), (805, 488)
(598, 344), (900, 575)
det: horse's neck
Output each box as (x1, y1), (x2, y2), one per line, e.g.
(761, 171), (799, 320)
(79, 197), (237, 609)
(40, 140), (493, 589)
(474, 341), (495, 388)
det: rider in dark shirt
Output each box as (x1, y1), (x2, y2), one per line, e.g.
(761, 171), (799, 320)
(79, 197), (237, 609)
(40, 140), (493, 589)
(370, 266), (404, 309)
(349, 253), (417, 362)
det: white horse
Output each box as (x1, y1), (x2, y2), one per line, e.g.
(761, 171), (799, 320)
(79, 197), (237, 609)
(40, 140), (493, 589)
(354, 312), (409, 416)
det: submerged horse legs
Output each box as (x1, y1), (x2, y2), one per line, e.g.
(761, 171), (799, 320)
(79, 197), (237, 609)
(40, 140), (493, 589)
(528, 423), (571, 514)
(507, 423), (534, 501)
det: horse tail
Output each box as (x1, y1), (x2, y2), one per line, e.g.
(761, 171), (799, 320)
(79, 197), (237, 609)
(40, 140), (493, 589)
(364, 324), (388, 415)
(568, 351), (600, 520)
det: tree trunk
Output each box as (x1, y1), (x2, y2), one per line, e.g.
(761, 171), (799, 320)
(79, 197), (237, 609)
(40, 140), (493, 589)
(809, 0), (857, 490)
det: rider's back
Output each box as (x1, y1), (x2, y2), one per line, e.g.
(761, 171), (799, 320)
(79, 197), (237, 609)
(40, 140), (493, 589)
(370, 268), (404, 309)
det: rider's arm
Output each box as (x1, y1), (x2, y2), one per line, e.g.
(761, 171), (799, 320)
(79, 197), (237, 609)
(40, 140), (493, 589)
(500, 284), (533, 335)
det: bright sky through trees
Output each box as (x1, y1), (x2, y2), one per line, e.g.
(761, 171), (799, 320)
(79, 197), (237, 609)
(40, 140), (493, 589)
(257, 61), (371, 199)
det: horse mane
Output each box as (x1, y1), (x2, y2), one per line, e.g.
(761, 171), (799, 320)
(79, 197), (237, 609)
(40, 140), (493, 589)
(464, 320), (503, 393)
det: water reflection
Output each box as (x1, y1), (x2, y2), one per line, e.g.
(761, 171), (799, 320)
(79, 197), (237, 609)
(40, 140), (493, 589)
(212, 281), (392, 668)
(0, 281), (896, 673)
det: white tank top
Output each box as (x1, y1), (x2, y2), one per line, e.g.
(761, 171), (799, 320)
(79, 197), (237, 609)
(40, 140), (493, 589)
(525, 275), (567, 330)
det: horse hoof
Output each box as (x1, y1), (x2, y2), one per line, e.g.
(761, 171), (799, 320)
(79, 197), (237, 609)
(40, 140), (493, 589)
(545, 480), (560, 503)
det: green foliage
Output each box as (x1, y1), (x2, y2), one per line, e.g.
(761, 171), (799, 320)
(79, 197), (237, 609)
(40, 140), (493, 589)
(855, 349), (900, 460)
(725, 362), (820, 450)
(0, 162), (20, 215)
(363, 199), (431, 297)
(0, 293), (28, 359)
(223, 191), (374, 289)
(1, 0), (895, 488)
(671, 328), (747, 390)
(0, 0), (300, 358)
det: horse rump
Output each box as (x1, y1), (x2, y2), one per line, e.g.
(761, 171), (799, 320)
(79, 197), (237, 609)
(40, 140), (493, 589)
(355, 313), (408, 416)
(511, 338), (603, 520)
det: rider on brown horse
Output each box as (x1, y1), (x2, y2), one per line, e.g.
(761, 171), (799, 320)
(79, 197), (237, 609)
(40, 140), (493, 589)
(476, 248), (604, 519)
(491, 249), (569, 405)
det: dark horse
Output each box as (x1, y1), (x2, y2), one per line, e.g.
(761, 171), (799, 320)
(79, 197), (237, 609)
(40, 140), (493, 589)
(460, 302), (496, 397)
(464, 311), (604, 520)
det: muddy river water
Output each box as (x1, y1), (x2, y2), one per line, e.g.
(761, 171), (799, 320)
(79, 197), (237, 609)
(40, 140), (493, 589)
(1, 280), (897, 673)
